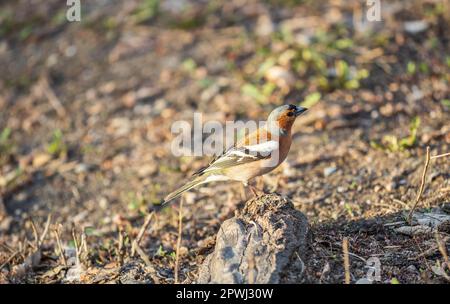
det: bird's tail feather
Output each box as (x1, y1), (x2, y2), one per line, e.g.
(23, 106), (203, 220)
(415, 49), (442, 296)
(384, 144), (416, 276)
(160, 176), (206, 207)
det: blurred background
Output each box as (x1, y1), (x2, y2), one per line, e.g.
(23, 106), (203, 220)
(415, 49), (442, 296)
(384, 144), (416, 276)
(0, 0), (449, 283)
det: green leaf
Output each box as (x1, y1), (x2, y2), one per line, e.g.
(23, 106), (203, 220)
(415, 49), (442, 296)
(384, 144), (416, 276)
(407, 62), (416, 75)
(336, 60), (349, 79)
(334, 38), (353, 49)
(399, 116), (420, 149)
(182, 58), (197, 72)
(241, 83), (267, 104)
(0, 128), (11, 144)
(155, 245), (167, 257)
(301, 92), (321, 108)
(441, 99), (450, 108)
(47, 129), (66, 157)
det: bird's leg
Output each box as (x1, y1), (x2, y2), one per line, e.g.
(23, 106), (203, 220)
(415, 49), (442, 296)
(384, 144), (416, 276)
(256, 176), (264, 192)
(243, 181), (264, 198)
(249, 184), (259, 197)
(240, 183), (247, 201)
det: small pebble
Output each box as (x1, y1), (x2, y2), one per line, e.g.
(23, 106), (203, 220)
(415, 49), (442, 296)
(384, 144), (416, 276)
(406, 265), (418, 273)
(324, 166), (337, 177)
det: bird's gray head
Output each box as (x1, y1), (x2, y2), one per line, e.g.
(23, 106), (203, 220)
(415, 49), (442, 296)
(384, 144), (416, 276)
(266, 104), (308, 135)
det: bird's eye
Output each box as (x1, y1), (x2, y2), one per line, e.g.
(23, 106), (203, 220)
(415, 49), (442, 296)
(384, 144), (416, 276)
(287, 112), (294, 117)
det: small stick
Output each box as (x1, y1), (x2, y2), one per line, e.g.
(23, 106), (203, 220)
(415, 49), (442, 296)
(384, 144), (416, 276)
(118, 227), (124, 266)
(29, 219), (40, 248)
(39, 214), (52, 245)
(135, 243), (152, 267)
(80, 230), (88, 263)
(0, 250), (19, 270)
(174, 198), (184, 284)
(435, 232), (450, 271)
(41, 77), (67, 118)
(131, 212), (154, 257)
(342, 237), (351, 284)
(72, 228), (80, 266)
(430, 152), (450, 160)
(407, 146), (431, 224)
(53, 226), (67, 267)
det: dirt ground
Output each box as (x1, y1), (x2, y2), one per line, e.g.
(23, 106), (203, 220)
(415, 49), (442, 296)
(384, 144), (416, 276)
(0, 0), (449, 284)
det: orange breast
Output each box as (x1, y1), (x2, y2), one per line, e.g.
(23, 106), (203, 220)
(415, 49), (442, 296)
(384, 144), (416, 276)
(240, 128), (272, 146)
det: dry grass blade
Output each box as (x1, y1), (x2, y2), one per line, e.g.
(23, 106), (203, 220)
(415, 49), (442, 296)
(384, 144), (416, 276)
(29, 218), (40, 248)
(0, 250), (19, 270)
(39, 214), (52, 245)
(41, 77), (67, 118)
(71, 228), (81, 265)
(430, 152), (450, 160)
(342, 237), (350, 284)
(435, 232), (450, 271)
(134, 244), (161, 284)
(53, 226), (67, 267)
(131, 212), (154, 257)
(117, 227), (124, 265)
(134, 243), (151, 267)
(407, 146), (431, 223)
(174, 197), (184, 284)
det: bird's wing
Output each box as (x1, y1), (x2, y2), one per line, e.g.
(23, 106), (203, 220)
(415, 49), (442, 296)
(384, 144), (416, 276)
(193, 140), (279, 176)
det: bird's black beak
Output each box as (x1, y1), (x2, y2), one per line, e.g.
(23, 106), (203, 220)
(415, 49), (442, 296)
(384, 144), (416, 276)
(295, 106), (308, 116)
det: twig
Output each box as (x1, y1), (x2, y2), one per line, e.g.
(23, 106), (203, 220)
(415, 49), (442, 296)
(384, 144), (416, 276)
(407, 146), (431, 223)
(131, 212), (154, 257)
(430, 152), (450, 160)
(134, 243), (160, 284)
(134, 243), (151, 267)
(435, 232), (450, 271)
(41, 77), (66, 118)
(29, 218), (40, 248)
(174, 197), (184, 284)
(72, 228), (80, 266)
(342, 237), (350, 284)
(0, 250), (19, 270)
(39, 214), (52, 245)
(117, 227), (124, 266)
(53, 226), (67, 267)
(80, 230), (88, 260)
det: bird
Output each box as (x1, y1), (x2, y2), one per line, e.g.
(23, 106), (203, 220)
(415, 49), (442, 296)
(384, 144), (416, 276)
(159, 104), (308, 207)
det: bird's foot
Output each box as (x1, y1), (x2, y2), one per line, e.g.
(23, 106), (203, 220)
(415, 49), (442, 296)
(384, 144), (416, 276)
(249, 185), (265, 198)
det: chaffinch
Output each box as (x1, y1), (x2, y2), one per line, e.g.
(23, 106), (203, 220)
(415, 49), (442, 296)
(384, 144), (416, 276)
(160, 104), (308, 206)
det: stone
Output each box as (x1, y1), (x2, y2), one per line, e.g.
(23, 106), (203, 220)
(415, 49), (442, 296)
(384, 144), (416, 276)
(197, 194), (309, 283)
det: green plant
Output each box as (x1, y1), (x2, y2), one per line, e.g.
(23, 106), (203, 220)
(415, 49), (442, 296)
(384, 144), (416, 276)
(0, 128), (13, 164)
(131, 0), (160, 24)
(407, 61), (416, 75)
(370, 117), (421, 152)
(155, 245), (167, 257)
(441, 99), (450, 109)
(181, 58), (197, 72)
(332, 60), (369, 90)
(241, 83), (274, 104)
(47, 129), (67, 157)
(301, 92), (321, 108)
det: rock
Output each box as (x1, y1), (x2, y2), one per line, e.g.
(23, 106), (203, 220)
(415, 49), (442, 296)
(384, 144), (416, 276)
(356, 278), (373, 284)
(394, 208), (450, 236)
(32, 153), (51, 168)
(197, 194), (309, 284)
(406, 265), (418, 274)
(255, 14), (274, 38)
(63, 264), (84, 283)
(323, 166), (337, 177)
(404, 20), (428, 34)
